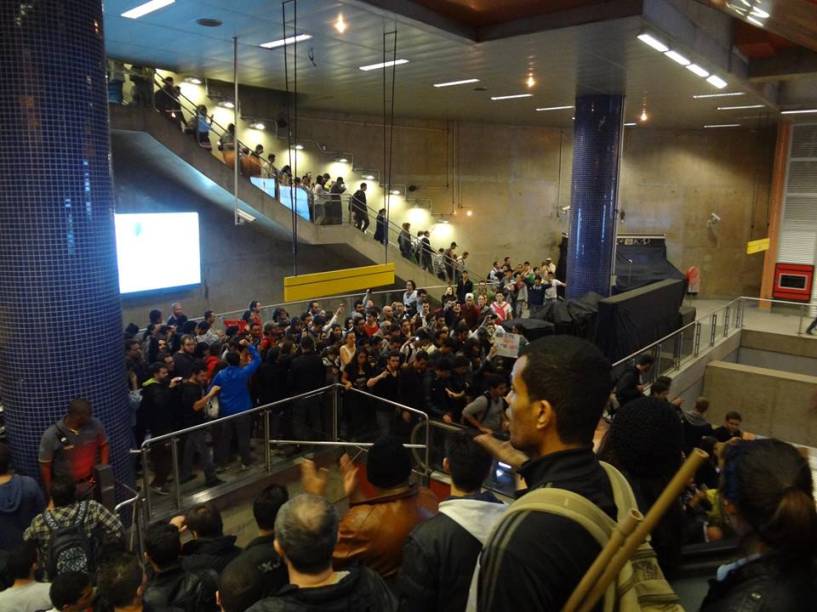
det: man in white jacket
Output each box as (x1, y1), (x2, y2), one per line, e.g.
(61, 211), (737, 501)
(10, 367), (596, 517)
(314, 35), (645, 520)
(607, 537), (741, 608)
(397, 431), (506, 612)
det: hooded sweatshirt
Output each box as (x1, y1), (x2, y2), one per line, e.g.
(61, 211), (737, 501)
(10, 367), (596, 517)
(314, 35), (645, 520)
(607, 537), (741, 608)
(0, 474), (46, 550)
(682, 409), (713, 453)
(397, 492), (505, 612)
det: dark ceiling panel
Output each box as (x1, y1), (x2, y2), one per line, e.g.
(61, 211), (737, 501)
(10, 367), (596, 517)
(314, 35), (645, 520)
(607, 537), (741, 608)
(405, 0), (606, 28)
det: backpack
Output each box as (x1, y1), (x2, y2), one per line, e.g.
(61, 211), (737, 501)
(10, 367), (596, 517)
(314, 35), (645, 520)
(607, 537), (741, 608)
(43, 501), (93, 579)
(492, 462), (683, 612)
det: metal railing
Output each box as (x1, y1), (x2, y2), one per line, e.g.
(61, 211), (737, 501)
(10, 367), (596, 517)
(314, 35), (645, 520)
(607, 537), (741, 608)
(135, 383), (431, 521)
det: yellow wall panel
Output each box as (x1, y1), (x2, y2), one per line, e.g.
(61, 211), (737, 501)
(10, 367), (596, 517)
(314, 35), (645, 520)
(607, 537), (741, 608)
(283, 263), (395, 302)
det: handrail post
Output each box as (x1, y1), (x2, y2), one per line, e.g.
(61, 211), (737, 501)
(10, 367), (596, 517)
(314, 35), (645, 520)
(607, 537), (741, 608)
(709, 313), (717, 347)
(264, 408), (272, 474)
(737, 298), (745, 328)
(723, 306), (730, 338)
(331, 385), (340, 442)
(693, 322), (701, 357)
(142, 447), (152, 522)
(673, 332), (682, 371)
(171, 437), (182, 512)
(655, 343), (662, 378)
(798, 304), (805, 335)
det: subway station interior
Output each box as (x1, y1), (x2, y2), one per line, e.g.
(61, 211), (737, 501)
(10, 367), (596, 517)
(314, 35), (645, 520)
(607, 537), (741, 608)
(3, 0), (817, 610)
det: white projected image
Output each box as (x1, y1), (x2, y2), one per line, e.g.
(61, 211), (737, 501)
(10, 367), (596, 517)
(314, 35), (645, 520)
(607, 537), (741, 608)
(114, 213), (201, 294)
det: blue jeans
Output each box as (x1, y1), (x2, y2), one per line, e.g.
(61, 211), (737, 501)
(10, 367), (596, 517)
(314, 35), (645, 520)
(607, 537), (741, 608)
(181, 429), (216, 482)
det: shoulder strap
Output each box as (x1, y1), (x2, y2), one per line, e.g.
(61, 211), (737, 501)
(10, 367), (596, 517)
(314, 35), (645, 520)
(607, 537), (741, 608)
(598, 462), (640, 524)
(505, 487), (615, 548)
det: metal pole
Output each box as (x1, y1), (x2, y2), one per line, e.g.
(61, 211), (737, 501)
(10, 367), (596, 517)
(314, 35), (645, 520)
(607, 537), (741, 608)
(268, 439), (427, 449)
(798, 304), (805, 335)
(233, 36), (240, 226)
(142, 448), (152, 522)
(710, 313), (717, 347)
(329, 387), (340, 441)
(673, 332), (682, 370)
(723, 306), (730, 338)
(655, 343), (662, 378)
(693, 322), (701, 357)
(171, 437), (182, 512)
(263, 409), (272, 474)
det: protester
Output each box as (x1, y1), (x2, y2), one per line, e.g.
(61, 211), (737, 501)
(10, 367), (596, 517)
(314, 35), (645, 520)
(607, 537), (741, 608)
(614, 353), (654, 406)
(0, 541), (51, 612)
(682, 396), (714, 454)
(219, 557), (265, 612)
(173, 502), (242, 575)
(47, 571), (94, 612)
(96, 552), (148, 612)
(714, 410), (744, 442)
(0, 442), (46, 550)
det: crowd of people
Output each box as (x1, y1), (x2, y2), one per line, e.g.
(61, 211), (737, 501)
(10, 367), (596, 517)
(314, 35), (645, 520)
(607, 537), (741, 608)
(1, 328), (816, 611)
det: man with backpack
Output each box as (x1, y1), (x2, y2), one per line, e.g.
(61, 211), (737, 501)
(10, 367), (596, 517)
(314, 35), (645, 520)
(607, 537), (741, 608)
(475, 336), (681, 612)
(461, 375), (509, 434)
(23, 474), (124, 580)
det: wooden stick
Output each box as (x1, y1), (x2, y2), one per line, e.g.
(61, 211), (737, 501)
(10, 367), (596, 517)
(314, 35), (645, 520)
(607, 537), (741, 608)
(574, 449), (708, 612)
(563, 508), (643, 612)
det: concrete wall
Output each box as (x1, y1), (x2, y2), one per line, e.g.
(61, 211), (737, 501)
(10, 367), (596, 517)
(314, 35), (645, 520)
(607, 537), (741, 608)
(703, 360), (817, 447)
(140, 72), (774, 299)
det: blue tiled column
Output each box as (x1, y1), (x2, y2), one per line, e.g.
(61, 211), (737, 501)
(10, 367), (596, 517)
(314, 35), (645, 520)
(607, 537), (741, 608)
(566, 95), (624, 299)
(0, 1), (131, 486)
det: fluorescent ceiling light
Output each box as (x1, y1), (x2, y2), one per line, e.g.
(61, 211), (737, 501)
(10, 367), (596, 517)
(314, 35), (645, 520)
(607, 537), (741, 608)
(637, 33), (669, 52)
(218, 101), (234, 109)
(336, 157), (348, 163)
(249, 122), (265, 130)
(751, 7), (770, 18)
(121, 0), (174, 19)
(294, 144), (304, 150)
(183, 77), (202, 85)
(363, 174), (375, 180)
(490, 93), (533, 101)
(535, 105), (574, 111)
(624, 122), (637, 126)
(694, 92), (743, 99)
(705, 75), (728, 89)
(739, 0), (751, 6)
(781, 109), (817, 115)
(260, 34), (312, 49)
(717, 104), (764, 110)
(704, 123), (741, 128)
(746, 16), (764, 27)
(433, 78), (479, 88)
(686, 63), (710, 77)
(359, 59), (409, 71)
(390, 190), (401, 195)
(664, 50), (690, 66)
(236, 209), (256, 222)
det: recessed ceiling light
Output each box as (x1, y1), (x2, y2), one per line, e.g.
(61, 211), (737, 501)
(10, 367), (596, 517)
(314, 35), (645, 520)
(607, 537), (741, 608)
(363, 174), (375, 180)
(183, 77), (202, 85)
(526, 74), (536, 88)
(706, 75), (728, 89)
(704, 123), (741, 128)
(781, 109), (817, 115)
(433, 78), (480, 88)
(535, 105), (573, 111)
(717, 104), (764, 110)
(390, 189), (401, 195)
(640, 109), (649, 122)
(260, 34), (312, 49)
(294, 144), (304, 150)
(693, 90), (741, 99)
(249, 122), (265, 130)
(336, 157), (348, 163)
(637, 33), (669, 52)
(624, 122), (637, 126)
(664, 50), (691, 66)
(218, 101), (235, 109)
(359, 59), (409, 71)
(334, 13), (347, 33)
(466, 210), (473, 217)
(121, 0), (174, 19)
(686, 63), (710, 77)
(490, 93), (533, 101)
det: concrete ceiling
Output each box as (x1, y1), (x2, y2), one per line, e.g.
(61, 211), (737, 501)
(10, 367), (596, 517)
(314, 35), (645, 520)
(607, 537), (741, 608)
(104, 0), (803, 129)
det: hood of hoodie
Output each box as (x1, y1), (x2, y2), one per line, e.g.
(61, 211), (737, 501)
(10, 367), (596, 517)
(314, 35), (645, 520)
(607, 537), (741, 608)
(438, 496), (507, 546)
(182, 534), (238, 556)
(0, 476), (23, 514)
(683, 410), (709, 427)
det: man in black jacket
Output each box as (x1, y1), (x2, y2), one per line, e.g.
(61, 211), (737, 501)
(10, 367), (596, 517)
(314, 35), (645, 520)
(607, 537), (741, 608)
(614, 353), (654, 407)
(350, 182), (369, 232)
(172, 502), (242, 575)
(288, 336), (326, 440)
(143, 522), (218, 612)
(476, 335), (615, 612)
(398, 431), (505, 612)
(246, 493), (396, 612)
(224, 484), (289, 598)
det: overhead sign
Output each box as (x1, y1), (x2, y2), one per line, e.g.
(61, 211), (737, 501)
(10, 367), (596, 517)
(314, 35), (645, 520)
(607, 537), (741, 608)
(746, 237), (770, 255)
(283, 263), (396, 302)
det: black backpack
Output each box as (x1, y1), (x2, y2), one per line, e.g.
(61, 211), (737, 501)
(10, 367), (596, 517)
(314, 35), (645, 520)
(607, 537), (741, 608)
(43, 501), (93, 578)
